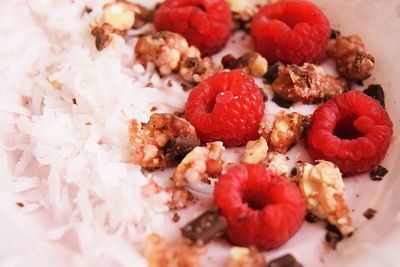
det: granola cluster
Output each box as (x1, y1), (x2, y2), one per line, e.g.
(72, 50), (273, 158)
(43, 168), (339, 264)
(172, 142), (225, 187)
(221, 52), (268, 77)
(129, 113), (200, 169)
(294, 161), (353, 236)
(144, 233), (204, 267)
(272, 63), (347, 104)
(328, 35), (375, 81)
(226, 246), (266, 267)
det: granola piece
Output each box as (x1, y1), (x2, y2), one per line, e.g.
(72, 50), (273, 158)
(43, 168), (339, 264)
(172, 142), (225, 187)
(297, 160), (353, 236)
(135, 31), (201, 76)
(266, 152), (289, 176)
(272, 63), (347, 104)
(260, 112), (310, 153)
(144, 233), (204, 267)
(167, 188), (194, 210)
(103, 1), (142, 31)
(222, 53), (268, 77)
(242, 137), (268, 164)
(226, 247), (266, 267)
(180, 57), (222, 84)
(129, 113), (200, 169)
(228, 0), (259, 32)
(328, 35), (375, 81)
(91, 23), (115, 51)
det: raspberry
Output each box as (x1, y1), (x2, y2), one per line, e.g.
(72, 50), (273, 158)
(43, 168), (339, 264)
(214, 164), (305, 250)
(185, 70), (265, 147)
(251, 0), (330, 65)
(154, 0), (232, 56)
(306, 90), (393, 176)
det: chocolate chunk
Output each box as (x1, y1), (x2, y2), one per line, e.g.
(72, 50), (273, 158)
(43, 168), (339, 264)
(72, 98), (77, 105)
(305, 212), (320, 223)
(330, 29), (341, 39)
(363, 208), (377, 220)
(264, 63), (281, 84)
(363, 84), (385, 108)
(325, 223), (343, 249)
(181, 209), (227, 246)
(272, 94), (293, 108)
(268, 254), (303, 267)
(221, 54), (239, 70)
(369, 165), (388, 181)
(164, 136), (201, 163)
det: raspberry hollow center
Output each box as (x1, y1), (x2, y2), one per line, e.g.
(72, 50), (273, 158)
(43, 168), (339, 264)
(333, 116), (364, 140)
(242, 189), (270, 210)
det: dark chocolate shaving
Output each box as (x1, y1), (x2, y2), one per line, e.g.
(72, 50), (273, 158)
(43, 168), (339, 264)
(263, 63), (281, 84)
(330, 29), (341, 39)
(221, 54), (239, 70)
(272, 94), (293, 108)
(325, 223), (343, 249)
(305, 212), (320, 223)
(268, 254), (303, 267)
(363, 208), (377, 220)
(363, 84), (385, 108)
(181, 209), (227, 246)
(369, 165), (388, 181)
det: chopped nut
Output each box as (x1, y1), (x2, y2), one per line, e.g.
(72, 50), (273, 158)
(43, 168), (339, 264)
(242, 137), (268, 164)
(167, 188), (194, 210)
(260, 112), (309, 153)
(328, 35), (375, 81)
(180, 57), (222, 84)
(272, 63), (347, 104)
(129, 113), (200, 169)
(172, 142), (225, 187)
(144, 233), (204, 267)
(103, 1), (141, 31)
(135, 31), (201, 76)
(266, 152), (289, 176)
(226, 246), (266, 267)
(297, 160), (353, 236)
(221, 52), (268, 77)
(91, 23), (115, 51)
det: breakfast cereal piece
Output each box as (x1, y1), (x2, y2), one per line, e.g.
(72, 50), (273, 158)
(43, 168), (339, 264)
(242, 137), (269, 164)
(226, 246), (266, 267)
(328, 35), (375, 81)
(259, 112), (310, 153)
(272, 63), (347, 104)
(180, 57), (222, 84)
(297, 160), (353, 236)
(221, 53), (268, 77)
(91, 23), (115, 51)
(172, 142), (224, 187)
(266, 152), (289, 176)
(135, 31), (201, 76)
(129, 113), (200, 169)
(144, 233), (204, 267)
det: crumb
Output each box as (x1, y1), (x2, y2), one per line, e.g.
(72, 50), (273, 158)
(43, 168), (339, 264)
(172, 212), (180, 222)
(72, 98), (77, 105)
(167, 80), (173, 87)
(16, 202), (24, 208)
(83, 5), (92, 14)
(363, 208), (377, 220)
(369, 165), (388, 181)
(150, 106), (157, 112)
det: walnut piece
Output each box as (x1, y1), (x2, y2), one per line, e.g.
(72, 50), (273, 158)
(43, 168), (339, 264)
(272, 63), (347, 104)
(172, 142), (225, 187)
(297, 160), (353, 236)
(129, 113), (200, 169)
(222, 52), (268, 77)
(135, 31), (201, 76)
(180, 57), (222, 84)
(259, 112), (310, 153)
(226, 246), (266, 267)
(328, 35), (375, 81)
(242, 137), (268, 164)
(144, 233), (204, 267)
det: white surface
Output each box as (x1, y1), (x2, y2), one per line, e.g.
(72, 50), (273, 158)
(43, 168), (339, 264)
(0, 0), (400, 267)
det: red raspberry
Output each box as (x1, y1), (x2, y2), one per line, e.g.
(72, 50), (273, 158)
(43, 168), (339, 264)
(185, 70), (265, 147)
(154, 0), (232, 56)
(251, 0), (330, 65)
(307, 90), (393, 176)
(214, 164), (305, 250)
